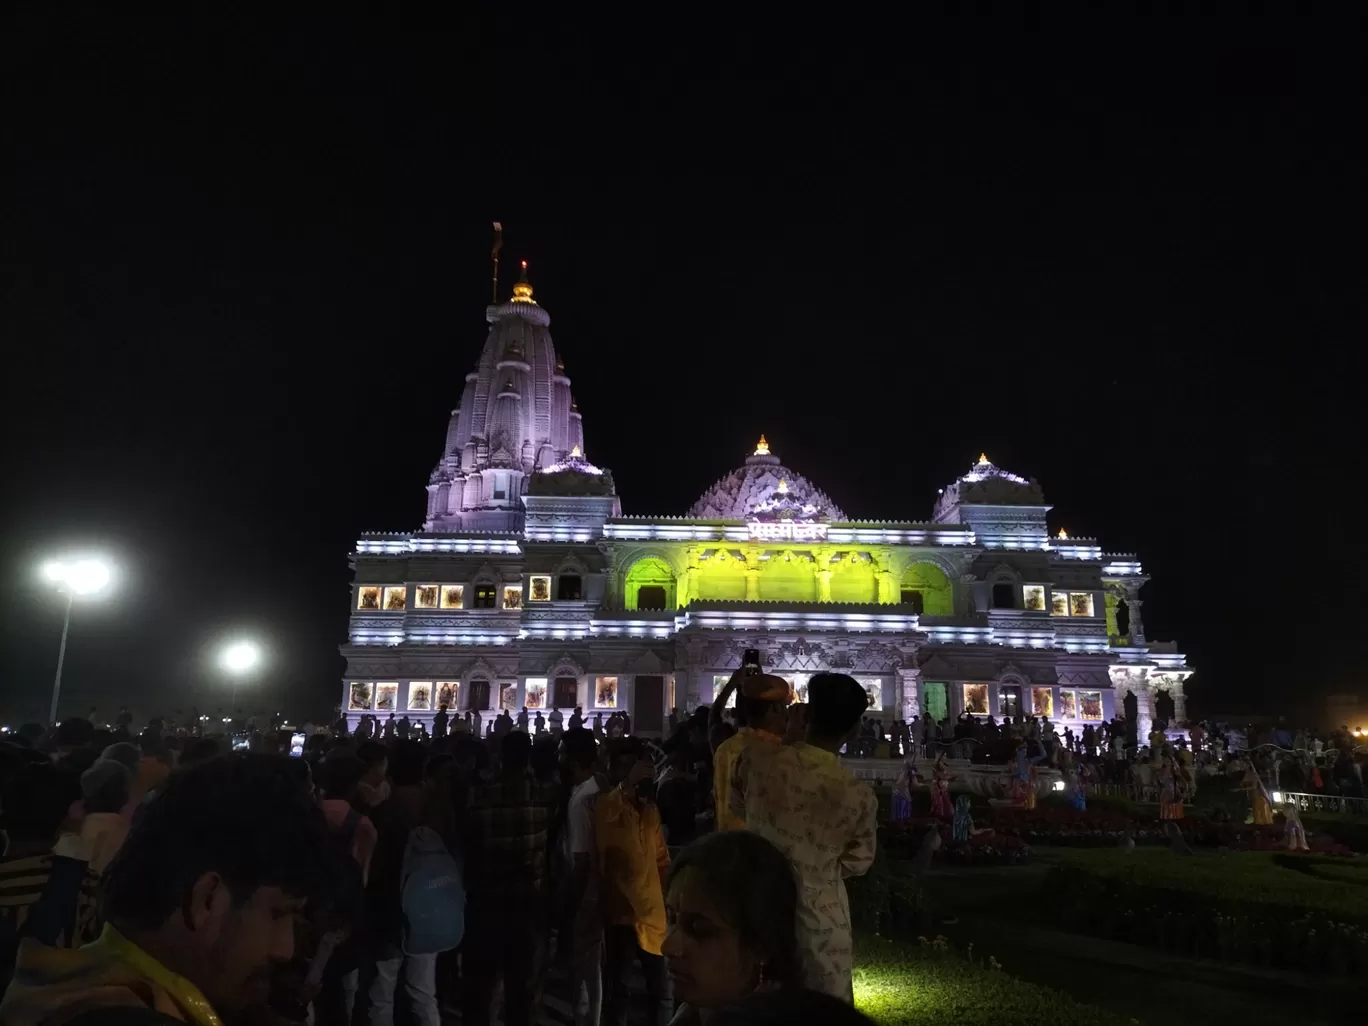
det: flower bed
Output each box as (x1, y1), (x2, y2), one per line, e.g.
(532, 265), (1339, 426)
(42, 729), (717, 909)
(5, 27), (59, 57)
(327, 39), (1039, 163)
(879, 820), (1031, 866)
(854, 935), (1135, 1026)
(988, 805), (1353, 854)
(1045, 849), (1368, 975)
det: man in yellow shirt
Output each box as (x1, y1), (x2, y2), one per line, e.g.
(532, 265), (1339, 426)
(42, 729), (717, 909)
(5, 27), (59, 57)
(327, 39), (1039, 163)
(2, 754), (330, 1026)
(595, 739), (671, 1026)
(710, 667), (792, 831)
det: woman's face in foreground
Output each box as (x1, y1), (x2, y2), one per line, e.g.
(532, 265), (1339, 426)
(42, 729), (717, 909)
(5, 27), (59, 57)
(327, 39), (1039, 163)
(663, 868), (760, 1008)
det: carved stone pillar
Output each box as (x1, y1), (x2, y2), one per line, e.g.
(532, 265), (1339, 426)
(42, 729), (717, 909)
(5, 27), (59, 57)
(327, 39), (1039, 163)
(601, 545), (622, 609)
(897, 667), (921, 721)
(683, 546), (700, 606)
(877, 569), (896, 604)
(745, 567), (760, 601)
(1124, 585), (1146, 644)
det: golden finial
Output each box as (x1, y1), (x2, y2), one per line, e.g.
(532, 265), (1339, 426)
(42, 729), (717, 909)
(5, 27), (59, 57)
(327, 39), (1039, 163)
(978, 452), (989, 464)
(777, 478), (789, 494)
(511, 259), (536, 304)
(754, 434), (770, 456)
(1057, 528), (1069, 540)
(570, 444), (582, 458)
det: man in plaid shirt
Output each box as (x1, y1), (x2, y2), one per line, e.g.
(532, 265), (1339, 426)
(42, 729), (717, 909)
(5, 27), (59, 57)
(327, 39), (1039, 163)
(462, 731), (560, 1026)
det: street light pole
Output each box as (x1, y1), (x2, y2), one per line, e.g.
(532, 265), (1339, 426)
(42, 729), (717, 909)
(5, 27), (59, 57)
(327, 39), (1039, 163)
(50, 592), (74, 725)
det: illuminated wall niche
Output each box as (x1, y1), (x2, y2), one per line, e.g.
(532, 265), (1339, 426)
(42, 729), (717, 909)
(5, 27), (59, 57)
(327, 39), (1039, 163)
(962, 683), (990, 715)
(900, 563), (953, 614)
(625, 557), (677, 610)
(383, 587), (407, 611)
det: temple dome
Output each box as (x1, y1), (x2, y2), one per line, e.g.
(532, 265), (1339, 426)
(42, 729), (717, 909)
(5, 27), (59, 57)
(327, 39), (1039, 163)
(932, 453), (1045, 523)
(424, 262), (587, 531)
(688, 437), (848, 521)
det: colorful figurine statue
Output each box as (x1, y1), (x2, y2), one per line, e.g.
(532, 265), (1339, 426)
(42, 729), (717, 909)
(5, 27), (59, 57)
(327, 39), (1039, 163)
(930, 753), (953, 819)
(952, 794), (974, 842)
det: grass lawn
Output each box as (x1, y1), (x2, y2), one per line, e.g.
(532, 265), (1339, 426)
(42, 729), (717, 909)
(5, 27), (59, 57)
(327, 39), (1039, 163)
(1047, 848), (1368, 921)
(853, 935), (1137, 1026)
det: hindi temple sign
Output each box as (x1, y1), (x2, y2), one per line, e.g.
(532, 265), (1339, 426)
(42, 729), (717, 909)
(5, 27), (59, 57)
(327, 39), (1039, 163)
(747, 519), (829, 542)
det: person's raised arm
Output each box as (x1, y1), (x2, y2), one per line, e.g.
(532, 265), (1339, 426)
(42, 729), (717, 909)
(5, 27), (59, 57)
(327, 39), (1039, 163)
(709, 667), (747, 753)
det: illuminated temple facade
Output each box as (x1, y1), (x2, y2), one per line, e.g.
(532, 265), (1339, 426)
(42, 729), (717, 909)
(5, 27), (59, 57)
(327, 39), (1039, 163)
(340, 271), (1191, 736)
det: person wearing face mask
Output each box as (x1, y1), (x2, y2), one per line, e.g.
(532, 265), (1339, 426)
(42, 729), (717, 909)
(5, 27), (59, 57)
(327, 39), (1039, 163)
(662, 831), (801, 1025)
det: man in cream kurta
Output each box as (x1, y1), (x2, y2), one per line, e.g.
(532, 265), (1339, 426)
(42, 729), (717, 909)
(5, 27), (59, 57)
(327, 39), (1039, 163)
(732, 672), (878, 1002)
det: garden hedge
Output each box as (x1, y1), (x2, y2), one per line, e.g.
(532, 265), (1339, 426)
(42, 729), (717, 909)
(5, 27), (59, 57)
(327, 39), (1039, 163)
(1045, 849), (1368, 974)
(853, 936), (1136, 1026)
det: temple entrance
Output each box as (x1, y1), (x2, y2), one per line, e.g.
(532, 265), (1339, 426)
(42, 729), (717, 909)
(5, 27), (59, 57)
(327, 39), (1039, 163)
(468, 678), (491, 711)
(923, 681), (948, 723)
(999, 685), (1022, 718)
(634, 675), (665, 734)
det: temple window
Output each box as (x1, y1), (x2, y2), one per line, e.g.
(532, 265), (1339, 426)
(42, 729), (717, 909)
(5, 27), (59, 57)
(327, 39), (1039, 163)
(524, 678), (547, 709)
(357, 586), (382, 611)
(637, 586), (667, 610)
(712, 675), (738, 710)
(382, 586), (408, 611)
(473, 584), (497, 609)
(1080, 691), (1104, 720)
(998, 685), (1022, 717)
(414, 585), (440, 609)
(596, 676), (619, 708)
(558, 574), (583, 601)
(857, 678), (882, 710)
(1058, 690), (1078, 719)
(440, 585), (465, 609)
(1021, 585), (1046, 612)
(900, 589), (925, 613)
(1116, 599), (1131, 635)
(502, 585), (523, 610)
(991, 583), (1016, 609)
(1051, 591), (1097, 617)
(529, 575), (552, 602)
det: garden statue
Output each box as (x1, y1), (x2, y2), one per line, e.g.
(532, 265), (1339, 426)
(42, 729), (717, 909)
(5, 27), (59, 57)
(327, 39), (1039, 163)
(1010, 743), (1038, 809)
(930, 753), (953, 819)
(1284, 799), (1310, 851)
(891, 755), (920, 824)
(952, 795), (974, 842)
(1158, 757), (1184, 821)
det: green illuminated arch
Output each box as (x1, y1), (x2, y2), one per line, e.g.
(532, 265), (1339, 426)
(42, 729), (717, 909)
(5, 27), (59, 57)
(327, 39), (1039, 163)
(625, 557), (677, 611)
(900, 562), (953, 615)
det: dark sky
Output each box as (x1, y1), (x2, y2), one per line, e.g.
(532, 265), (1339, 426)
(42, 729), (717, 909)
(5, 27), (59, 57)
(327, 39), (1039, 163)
(3, 11), (1362, 724)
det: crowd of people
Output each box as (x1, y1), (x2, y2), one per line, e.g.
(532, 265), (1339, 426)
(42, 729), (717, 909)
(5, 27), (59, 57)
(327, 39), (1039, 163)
(0, 670), (881, 1026)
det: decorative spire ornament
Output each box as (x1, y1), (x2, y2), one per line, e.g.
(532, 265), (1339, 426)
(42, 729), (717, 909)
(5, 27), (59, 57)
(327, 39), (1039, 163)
(754, 434), (770, 456)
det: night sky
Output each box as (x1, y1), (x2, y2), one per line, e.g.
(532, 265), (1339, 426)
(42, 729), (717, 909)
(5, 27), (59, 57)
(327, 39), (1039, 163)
(3, 12), (1361, 725)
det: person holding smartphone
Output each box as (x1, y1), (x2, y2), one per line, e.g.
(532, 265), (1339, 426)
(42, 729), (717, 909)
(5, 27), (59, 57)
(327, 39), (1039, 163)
(710, 651), (792, 832)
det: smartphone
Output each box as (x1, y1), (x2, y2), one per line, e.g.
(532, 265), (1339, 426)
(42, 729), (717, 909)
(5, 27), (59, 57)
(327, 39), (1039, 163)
(289, 732), (306, 757)
(742, 648), (761, 676)
(231, 733), (250, 751)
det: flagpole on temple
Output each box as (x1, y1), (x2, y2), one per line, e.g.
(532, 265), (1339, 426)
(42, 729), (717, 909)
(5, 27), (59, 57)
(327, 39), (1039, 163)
(491, 221), (503, 303)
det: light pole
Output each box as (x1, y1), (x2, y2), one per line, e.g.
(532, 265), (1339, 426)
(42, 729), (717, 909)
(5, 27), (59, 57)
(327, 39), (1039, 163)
(41, 558), (113, 724)
(220, 639), (262, 720)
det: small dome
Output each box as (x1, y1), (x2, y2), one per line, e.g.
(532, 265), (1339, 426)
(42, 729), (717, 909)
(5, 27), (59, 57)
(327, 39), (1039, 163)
(689, 438), (848, 520)
(932, 453), (1045, 522)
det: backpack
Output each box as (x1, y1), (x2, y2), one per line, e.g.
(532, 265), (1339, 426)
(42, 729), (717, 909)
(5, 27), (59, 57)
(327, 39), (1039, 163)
(399, 826), (464, 955)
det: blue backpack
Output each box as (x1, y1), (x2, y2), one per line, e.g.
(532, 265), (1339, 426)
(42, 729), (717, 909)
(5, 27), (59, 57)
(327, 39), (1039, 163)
(399, 826), (464, 955)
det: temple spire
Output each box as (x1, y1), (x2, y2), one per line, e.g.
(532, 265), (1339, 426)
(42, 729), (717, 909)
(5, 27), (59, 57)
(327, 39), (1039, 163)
(754, 434), (770, 456)
(511, 259), (536, 303)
